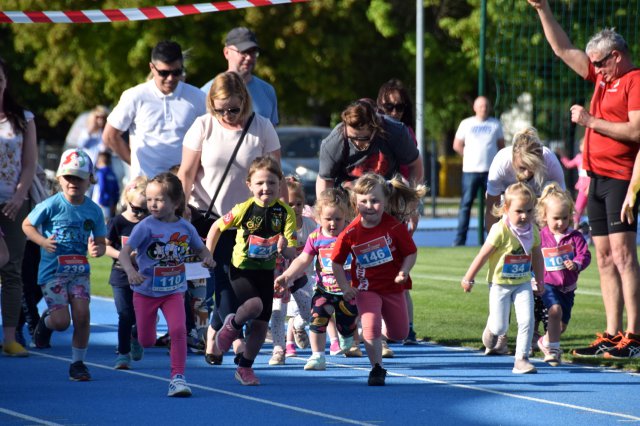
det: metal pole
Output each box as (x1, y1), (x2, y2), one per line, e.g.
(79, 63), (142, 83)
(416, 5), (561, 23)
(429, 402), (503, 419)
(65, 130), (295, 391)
(477, 0), (487, 244)
(417, 0), (430, 216)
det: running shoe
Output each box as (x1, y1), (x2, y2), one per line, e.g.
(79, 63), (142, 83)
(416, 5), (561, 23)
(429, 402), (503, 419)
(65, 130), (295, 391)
(216, 314), (240, 353)
(329, 340), (341, 356)
(344, 344), (363, 358)
(187, 329), (205, 354)
(381, 340), (394, 358)
(294, 327), (310, 349)
(285, 343), (297, 358)
(2, 340), (29, 357)
(114, 353), (131, 370)
(603, 332), (640, 359)
(33, 310), (53, 349)
(537, 336), (561, 366)
(512, 358), (537, 374)
(482, 327), (498, 355)
(204, 352), (223, 365)
(572, 332), (621, 357)
(494, 334), (509, 355)
(167, 374), (192, 397)
(69, 361), (91, 381)
(403, 328), (418, 345)
(130, 337), (144, 361)
(368, 363), (387, 386)
(304, 354), (326, 371)
(235, 367), (260, 385)
(268, 350), (285, 366)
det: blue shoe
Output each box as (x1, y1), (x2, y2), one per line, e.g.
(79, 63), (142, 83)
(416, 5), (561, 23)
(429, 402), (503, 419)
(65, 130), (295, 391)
(130, 338), (144, 361)
(338, 335), (353, 355)
(114, 353), (131, 370)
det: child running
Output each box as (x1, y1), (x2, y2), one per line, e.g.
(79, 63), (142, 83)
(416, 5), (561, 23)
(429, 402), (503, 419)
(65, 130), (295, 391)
(535, 182), (591, 365)
(275, 188), (358, 370)
(207, 156), (297, 385)
(119, 173), (214, 397)
(461, 182), (545, 374)
(269, 176), (316, 365)
(332, 173), (419, 386)
(23, 149), (107, 380)
(105, 176), (148, 370)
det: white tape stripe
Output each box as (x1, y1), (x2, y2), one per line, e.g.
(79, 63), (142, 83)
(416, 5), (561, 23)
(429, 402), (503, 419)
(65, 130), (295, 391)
(3, 12), (33, 23)
(0, 407), (64, 426)
(43, 12), (72, 23)
(120, 8), (153, 21)
(155, 6), (184, 18)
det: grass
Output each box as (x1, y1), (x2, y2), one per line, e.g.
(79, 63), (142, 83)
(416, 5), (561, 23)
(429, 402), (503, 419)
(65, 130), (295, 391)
(88, 246), (640, 372)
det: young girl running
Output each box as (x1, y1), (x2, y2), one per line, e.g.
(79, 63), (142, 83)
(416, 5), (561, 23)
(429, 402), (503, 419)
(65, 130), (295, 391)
(461, 182), (545, 374)
(275, 188), (358, 370)
(119, 173), (214, 397)
(535, 182), (591, 366)
(23, 149), (107, 381)
(207, 156), (297, 385)
(269, 177), (316, 365)
(332, 173), (419, 386)
(105, 176), (148, 370)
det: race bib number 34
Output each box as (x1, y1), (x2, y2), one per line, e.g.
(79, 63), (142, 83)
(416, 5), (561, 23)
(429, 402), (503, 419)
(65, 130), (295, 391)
(56, 255), (90, 275)
(542, 244), (574, 271)
(352, 236), (393, 269)
(501, 254), (531, 279)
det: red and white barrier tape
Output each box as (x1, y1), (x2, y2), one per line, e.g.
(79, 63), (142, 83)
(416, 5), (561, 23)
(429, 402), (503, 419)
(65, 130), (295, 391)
(0, 0), (309, 24)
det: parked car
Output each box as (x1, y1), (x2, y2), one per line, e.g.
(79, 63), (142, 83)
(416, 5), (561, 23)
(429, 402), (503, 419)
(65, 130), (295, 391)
(276, 126), (332, 205)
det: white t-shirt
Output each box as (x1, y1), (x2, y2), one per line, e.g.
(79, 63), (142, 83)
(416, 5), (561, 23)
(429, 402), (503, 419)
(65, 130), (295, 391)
(107, 80), (206, 177)
(486, 145), (565, 196)
(0, 110), (34, 203)
(455, 116), (503, 173)
(182, 113), (280, 216)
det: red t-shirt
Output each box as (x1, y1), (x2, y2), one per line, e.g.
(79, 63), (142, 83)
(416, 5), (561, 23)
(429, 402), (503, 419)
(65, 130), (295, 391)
(583, 65), (640, 180)
(331, 213), (417, 294)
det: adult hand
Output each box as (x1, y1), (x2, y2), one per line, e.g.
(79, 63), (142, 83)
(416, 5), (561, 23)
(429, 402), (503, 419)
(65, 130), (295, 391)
(621, 190), (637, 224)
(1, 195), (24, 221)
(570, 105), (594, 128)
(527, 0), (545, 9)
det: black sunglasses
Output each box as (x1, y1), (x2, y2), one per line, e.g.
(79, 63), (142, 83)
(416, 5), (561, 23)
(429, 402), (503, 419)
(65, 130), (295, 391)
(151, 63), (183, 78)
(382, 103), (405, 113)
(592, 51), (614, 68)
(213, 107), (241, 116)
(129, 203), (148, 215)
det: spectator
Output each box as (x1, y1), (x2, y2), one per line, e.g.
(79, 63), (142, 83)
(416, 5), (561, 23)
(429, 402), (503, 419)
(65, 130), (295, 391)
(92, 151), (120, 223)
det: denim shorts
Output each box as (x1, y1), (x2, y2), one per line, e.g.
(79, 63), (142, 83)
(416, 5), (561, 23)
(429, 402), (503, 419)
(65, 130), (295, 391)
(540, 284), (575, 325)
(41, 274), (91, 311)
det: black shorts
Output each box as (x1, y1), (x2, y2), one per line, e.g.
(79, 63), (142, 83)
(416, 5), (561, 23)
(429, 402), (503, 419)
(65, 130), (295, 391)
(228, 265), (274, 322)
(587, 174), (639, 236)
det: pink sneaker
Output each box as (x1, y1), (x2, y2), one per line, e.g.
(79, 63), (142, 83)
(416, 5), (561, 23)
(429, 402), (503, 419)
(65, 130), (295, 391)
(329, 340), (341, 356)
(235, 366), (260, 385)
(285, 343), (297, 357)
(216, 314), (240, 354)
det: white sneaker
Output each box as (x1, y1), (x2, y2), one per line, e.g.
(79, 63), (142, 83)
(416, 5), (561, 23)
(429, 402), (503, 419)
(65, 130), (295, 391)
(268, 350), (285, 366)
(168, 374), (192, 397)
(512, 358), (537, 374)
(381, 340), (394, 358)
(304, 354), (326, 371)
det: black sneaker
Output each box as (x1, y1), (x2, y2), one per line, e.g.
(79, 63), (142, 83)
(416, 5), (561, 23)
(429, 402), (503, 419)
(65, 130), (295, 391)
(33, 310), (53, 349)
(572, 332), (621, 357)
(368, 363), (387, 386)
(204, 352), (223, 365)
(69, 361), (91, 381)
(403, 328), (418, 345)
(603, 332), (640, 359)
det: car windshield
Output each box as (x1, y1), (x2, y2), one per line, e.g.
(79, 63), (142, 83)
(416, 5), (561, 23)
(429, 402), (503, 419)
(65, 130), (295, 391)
(279, 133), (324, 158)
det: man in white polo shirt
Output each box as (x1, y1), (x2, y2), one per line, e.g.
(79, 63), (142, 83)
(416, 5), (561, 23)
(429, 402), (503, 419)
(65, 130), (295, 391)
(104, 40), (206, 177)
(452, 96), (505, 246)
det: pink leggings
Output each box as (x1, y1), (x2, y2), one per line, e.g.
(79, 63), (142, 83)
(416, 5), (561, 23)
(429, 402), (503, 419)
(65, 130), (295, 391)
(133, 292), (186, 377)
(356, 291), (408, 341)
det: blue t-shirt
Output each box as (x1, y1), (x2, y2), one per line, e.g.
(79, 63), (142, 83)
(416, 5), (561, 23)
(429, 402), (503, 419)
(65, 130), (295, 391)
(27, 192), (107, 284)
(126, 216), (204, 297)
(96, 165), (120, 208)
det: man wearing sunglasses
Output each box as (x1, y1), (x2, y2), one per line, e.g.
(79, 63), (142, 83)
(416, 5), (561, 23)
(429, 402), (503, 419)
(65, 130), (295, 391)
(452, 96), (504, 247)
(201, 27), (279, 126)
(529, 0), (640, 359)
(104, 40), (206, 177)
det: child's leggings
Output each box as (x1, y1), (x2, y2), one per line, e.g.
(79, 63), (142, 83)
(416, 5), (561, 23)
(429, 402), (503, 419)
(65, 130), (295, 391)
(487, 282), (533, 360)
(356, 291), (408, 341)
(133, 292), (186, 377)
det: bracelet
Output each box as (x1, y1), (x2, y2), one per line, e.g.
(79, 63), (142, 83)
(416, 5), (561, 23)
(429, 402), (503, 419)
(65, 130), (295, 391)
(461, 278), (475, 285)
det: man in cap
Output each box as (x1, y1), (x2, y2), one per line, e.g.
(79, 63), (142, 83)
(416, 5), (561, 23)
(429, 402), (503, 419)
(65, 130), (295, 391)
(201, 27), (279, 126)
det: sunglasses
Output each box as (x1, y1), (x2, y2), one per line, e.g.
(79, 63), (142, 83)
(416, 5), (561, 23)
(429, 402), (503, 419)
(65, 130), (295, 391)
(382, 103), (405, 113)
(151, 63), (183, 78)
(129, 203), (148, 216)
(213, 107), (241, 116)
(592, 51), (614, 68)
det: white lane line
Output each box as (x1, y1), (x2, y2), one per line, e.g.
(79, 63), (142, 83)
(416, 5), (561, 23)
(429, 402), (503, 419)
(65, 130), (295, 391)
(28, 352), (376, 426)
(0, 407), (65, 426)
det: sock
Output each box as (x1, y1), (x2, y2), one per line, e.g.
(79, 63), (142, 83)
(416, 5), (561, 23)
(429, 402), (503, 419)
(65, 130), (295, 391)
(548, 341), (560, 350)
(238, 355), (254, 368)
(72, 347), (87, 363)
(230, 317), (242, 330)
(312, 351), (324, 357)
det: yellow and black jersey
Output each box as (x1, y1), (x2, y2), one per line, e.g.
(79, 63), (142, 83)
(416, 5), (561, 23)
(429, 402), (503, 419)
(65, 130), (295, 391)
(215, 198), (297, 270)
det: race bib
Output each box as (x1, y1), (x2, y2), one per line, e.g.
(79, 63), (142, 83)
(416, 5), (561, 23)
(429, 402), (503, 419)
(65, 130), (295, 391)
(247, 235), (279, 259)
(501, 254), (531, 279)
(319, 248), (352, 272)
(56, 255), (90, 275)
(542, 244), (575, 271)
(152, 264), (186, 292)
(352, 236), (393, 269)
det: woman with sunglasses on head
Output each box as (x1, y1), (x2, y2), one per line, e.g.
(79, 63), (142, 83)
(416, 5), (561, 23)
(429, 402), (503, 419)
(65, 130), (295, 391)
(177, 71), (282, 365)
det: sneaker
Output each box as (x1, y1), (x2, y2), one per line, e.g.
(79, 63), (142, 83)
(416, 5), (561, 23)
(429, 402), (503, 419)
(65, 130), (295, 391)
(345, 344), (363, 358)
(33, 310), (53, 349)
(294, 327), (310, 349)
(403, 328), (418, 345)
(572, 332), (622, 358)
(235, 366), (260, 385)
(204, 352), (223, 365)
(304, 354), (327, 370)
(2, 340), (29, 357)
(167, 374), (192, 397)
(482, 327), (498, 355)
(368, 363), (387, 386)
(512, 358), (537, 374)
(338, 334), (354, 355)
(130, 338), (144, 361)
(285, 343), (297, 357)
(216, 314), (240, 354)
(114, 353), (131, 370)
(69, 361), (91, 381)
(154, 332), (170, 347)
(187, 329), (205, 354)
(603, 332), (640, 359)
(494, 334), (509, 355)
(537, 336), (561, 366)
(381, 340), (394, 358)
(268, 350), (285, 366)
(329, 340), (341, 356)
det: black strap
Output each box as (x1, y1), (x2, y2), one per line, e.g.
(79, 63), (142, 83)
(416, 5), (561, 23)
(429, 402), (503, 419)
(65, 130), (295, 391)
(202, 112), (255, 220)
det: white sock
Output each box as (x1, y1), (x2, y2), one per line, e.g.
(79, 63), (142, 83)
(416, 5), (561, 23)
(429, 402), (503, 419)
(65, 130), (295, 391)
(72, 346), (87, 363)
